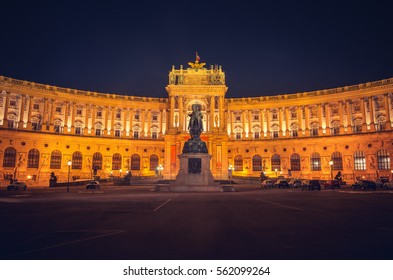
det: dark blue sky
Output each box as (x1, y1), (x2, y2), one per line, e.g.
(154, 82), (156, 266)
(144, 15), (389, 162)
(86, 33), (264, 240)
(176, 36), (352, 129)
(1, 1), (392, 98)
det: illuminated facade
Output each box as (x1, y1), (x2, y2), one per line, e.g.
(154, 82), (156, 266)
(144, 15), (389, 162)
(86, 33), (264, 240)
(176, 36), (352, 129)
(1, 60), (393, 185)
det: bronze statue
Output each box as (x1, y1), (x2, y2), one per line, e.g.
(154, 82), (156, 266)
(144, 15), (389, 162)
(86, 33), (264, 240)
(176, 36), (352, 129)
(188, 104), (203, 140)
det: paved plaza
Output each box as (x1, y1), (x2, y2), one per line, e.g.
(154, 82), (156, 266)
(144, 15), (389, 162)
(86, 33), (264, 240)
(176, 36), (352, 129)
(0, 184), (393, 260)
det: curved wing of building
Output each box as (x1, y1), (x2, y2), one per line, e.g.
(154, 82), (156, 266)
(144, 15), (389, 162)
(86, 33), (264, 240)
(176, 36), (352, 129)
(1, 60), (392, 184)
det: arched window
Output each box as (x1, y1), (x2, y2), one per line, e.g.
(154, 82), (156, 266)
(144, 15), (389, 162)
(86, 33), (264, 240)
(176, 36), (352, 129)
(131, 154), (140, 170)
(290, 153), (301, 171)
(27, 149), (40, 168)
(93, 152), (103, 170)
(3, 147), (16, 167)
(150, 154), (159, 171)
(354, 151), (366, 170)
(271, 154), (281, 171)
(331, 151), (343, 170)
(50, 150), (62, 169)
(234, 155), (243, 171)
(310, 153), (321, 171)
(72, 151), (83, 170)
(252, 154), (262, 171)
(377, 149), (390, 170)
(112, 153), (122, 170)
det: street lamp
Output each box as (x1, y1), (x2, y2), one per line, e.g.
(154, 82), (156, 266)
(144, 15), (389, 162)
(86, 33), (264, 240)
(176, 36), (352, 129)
(228, 164), (234, 185)
(157, 164), (164, 180)
(275, 168), (278, 178)
(391, 170), (393, 180)
(329, 160), (333, 180)
(67, 160), (72, 193)
(119, 169), (122, 178)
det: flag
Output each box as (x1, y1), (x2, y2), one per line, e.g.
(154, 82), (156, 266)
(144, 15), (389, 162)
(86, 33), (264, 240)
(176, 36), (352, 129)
(196, 52), (200, 62)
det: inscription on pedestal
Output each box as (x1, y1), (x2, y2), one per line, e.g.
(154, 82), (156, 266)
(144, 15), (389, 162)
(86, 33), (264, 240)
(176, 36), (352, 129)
(188, 158), (201, 174)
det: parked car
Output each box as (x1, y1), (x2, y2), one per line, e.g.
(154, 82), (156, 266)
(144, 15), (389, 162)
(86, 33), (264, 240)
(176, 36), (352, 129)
(301, 179), (321, 191)
(323, 180), (341, 190)
(375, 178), (389, 188)
(85, 180), (100, 190)
(261, 179), (276, 188)
(351, 180), (377, 191)
(383, 180), (393, 190)
(274, 179), (290, 188)
(288, 179), (302, 188)
(7, 181), (27, 190)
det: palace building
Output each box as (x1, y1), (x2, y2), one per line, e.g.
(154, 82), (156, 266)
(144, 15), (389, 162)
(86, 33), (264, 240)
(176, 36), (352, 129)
(1, 58), (393, 185)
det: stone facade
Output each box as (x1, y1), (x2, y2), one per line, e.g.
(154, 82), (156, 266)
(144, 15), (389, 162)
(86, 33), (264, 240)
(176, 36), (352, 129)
(1, 61), (393, 185)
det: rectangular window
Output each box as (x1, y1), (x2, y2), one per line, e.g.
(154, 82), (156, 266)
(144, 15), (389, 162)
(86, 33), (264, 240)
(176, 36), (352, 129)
(9, 100), (16, 107)
(7, 120), (15, 129)
(55, 106), (62, 113)
(115, 130), (121, 137)
(95, 129), (101, 136)
(76, 109), (82, 116)
(33, 103), (40, 110)
(310, 128), (319, 136)
(272, 131), (279, 138)
(332, 108), (339, 115)
(32, 122), (39, 130)
(152, 115), (158, 121)
(235, 115), (241, 122)
(96, 111), (102, 118)
(254, 132), (260, 139)
(291, 111), (297, 119)
(352, 125), (362, 133)
(291, 130), (298, 137)
(272, 112), (278, 120)
(134, 114), (140, 121)
(331, 127), (340, 135)
(134, 131), (139, 139)
(116, 113), (121, 119)
(54, 125), (61, 133)
(152, 131), (157, 139)
(235, 132), (241, 139)
(253, 114), (259, 121)
(75, 127), (81, 135)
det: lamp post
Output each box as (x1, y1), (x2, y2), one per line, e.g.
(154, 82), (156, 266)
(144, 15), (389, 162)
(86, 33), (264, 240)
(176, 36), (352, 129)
(119, 169), (122, 178)
(329, 160), (333, 180)
(228, 164), (234, 185)
(157, 164), (164, 180)
(67, 160), (72, 193)
(391, 170), (393, 180)
(275, 168), (278, 178)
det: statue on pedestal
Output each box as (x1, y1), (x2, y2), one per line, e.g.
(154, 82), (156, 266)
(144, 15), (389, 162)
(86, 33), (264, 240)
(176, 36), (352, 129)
(183, 103), (208, 153)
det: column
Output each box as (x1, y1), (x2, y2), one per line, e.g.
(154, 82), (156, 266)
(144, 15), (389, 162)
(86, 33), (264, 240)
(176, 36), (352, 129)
(278, 108), (283, 137)
(49, 99), (56, 131)
(70, 102), (76, 134)
(384, 94), (391, 129)
(141, 109), (146, 138)
(147, 109), (152, 138)
(158, 109), (163, 138)
(318, 104), (323, 135)
(266, 109), (271, 137)
(63, 102), (69, 133)
(103, 106), (109, 135)
(42, 98), (48, 129)
(259, 109), (264, 137)
(297, 106), (303, 135)
(360, 98), (367, 131)
(346, 100), (352, 133)
(248, 110), (252, 138)
(169, 96), (175, 129)
(110, 107), (115, 135)
(242, 110), (246, 138)
(122, 108), (127, 136)
(178, 96), (183, 131)
(84, 105), (89, 134)
(325, 103), (331, 134)
(210, 95), (214, 131)
(26, 95), (33, 130)
(369, 97), (375, 131)
(305, 106), (310, 134)
(219, 96), (224, 131)
(228, 110), (233, 137)
(91, 105), (96, 135)
(18, 95), (26, 129)
(129, 110), (134, 138)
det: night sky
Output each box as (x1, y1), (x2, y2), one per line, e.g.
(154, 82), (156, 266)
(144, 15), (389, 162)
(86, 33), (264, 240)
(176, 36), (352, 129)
(1, 1), (392, 98)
